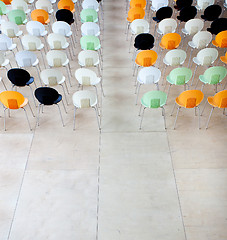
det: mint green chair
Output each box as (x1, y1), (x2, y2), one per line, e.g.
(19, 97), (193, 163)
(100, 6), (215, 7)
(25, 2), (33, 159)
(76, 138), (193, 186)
(198, 66), (227, 92)
(0, 1), (9, 19)
(7, 9), (27, 25)
(139, 91), (167, 129)
(166, 67), (192, 98)
(80, 9), (98, 23)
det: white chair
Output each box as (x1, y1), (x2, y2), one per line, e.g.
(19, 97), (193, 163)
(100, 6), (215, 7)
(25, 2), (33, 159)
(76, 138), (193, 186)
(128, 19), (149, 51)
(149, 0), (168, 17)
(162, 49), (187, 84)
(35, 0), (54, 14)
(1, 21), (23, 47)
(52, 21), (76, 50)
(21, 34), (46, 67)
(181, 19), (204, 47)
(15, 50), (42, 85)
(75, 68), (104, 99)
(82, 0), (100, 12)
(156, 18), (177, 37)
(0, 52), (12, 89)
(40, 68), (69, 104)
(196, 0), (214, 11)
(46, 50), (72, 87)
(192, 48), (219, 86)
(72, 90), (100, 130)
(11, 0), (31, 14)
(81, 22), (100, 37)
(26, 20), (48, 37)
(78, 50), (102, 76)
(0, 34), (17, 56)
(187, 31), (212, 67)
(47, 33), (73, 59)
(135, 66), (161, 104)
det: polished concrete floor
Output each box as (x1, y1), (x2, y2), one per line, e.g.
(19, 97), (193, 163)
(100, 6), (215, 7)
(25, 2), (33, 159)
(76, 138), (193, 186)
(0, 0), (227, 240)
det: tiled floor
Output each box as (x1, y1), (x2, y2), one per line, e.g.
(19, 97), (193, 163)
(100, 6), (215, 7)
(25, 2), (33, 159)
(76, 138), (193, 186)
(0, 0), (227, 240)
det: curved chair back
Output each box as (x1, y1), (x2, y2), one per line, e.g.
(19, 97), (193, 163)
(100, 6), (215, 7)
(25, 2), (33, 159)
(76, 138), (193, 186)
(175, 0), (193, 10)
(183, 18), (204, 35)
(78, 50), (100, 67)
(11, 0), (29, 13)
(26, 20), (47, 36)
(8, 9), (27, 25)
(176, 90), (204, 108)
(47, 33), (68, 50)
(207, 18), (227, 35)
(35, 0), (53, 13)
(130, 19), (149, 35)
(80, 35), (100, 50)
(41, 68), (64, 85)
(75, 68), (99, 85)
(0, 1), (9, 15)
(164, 49), (186, 66)
(135, 50), (158, 67)
(0, 91), (26, 109)
(202, 66), (227, 84)
(168, 67), (192, 85)
(137, 66), (161, 84)
(191, 31), (212, 49)
(160, 33), (181, 50)
(177, 6), (197, 22)
(141, 90), (167, 108)
(134, 33), (154, 50)
(31, 9), (50, 24)
(52, 21), (72, 36)
(195, 48), (218, 66)
(0, 34), (14, 50)
(22, 34), (43, 51)
(158, 18), (177, 35)
(58, 0), (75, 13)
(209, 90), (227, 108)
(46, 50), (68, 67)
(201, 4), (222, 21)
(15, 50), (38, 67)
(82, 0), (99, 11)
(81, 22), (100, 36)
(80, 8), (98, 23)
(56, 9), (74, 24)
(212, 30), (227, 48)
(1, 21), (21, 38)
(196, 0), (214, 10)
(127, 7), (145, 22)
(154, 6), (172, 22)
(7, 68), (31, 86)
(130, 0), (146, 9)
(151, 0), (168, 11)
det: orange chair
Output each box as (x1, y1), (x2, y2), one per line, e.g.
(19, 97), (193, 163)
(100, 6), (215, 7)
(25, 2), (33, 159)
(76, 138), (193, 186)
(126, 7), (145, 35)
(220, 52), (227, 65)
(58, 0), (75, 13)
(159, 32), (181, 50)
(130, 0), (146, 9)
(1, 0), (12, 5)
(31, 9), (50, 25)
(0, 91), (34, 130)
(171, 90), (204, 129)
(212, 30), (227, 49)
(200, 90), (227, 129)
(133, 50), (158, 76)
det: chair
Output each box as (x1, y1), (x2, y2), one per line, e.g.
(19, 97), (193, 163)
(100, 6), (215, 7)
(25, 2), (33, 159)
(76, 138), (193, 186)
(196, 0), (214, 11)
(26, 20), (48, 37)
(21, 34), (46, 68)
(159, 32), (181, 51)
(149, 0), (168, 17)
(11, 0), (30, 14)
(15, 50), (42, 85)
(0, 1), (9, 23)
(198, 66), (227, 92)
(72, 90), (100, 130)
(75, 68), (104, 99)
(47, 33), (73, 59)
(81, 22), (100, 37)
(31, 9), (50, 25)
(135, 66), (161, 104)
(0, 91), (33, 130)
(181, 18), (204, 47)
(80, 8), (98, 23)
(58, 0), (75, 13)
(78, 50), (102, 76)
(174, 0), (193, 10)
(133, 50), (158, 76)
(46, 50), (72, 87)
(212, 30), (227, 49)
(171, 90), (204, 129)
(129, 0), (146, 9)
(162, 49), (186, 84)
(82, 0), (100, 12)
(0, 34), (17, 57)
(201, 5), (222, 22)
(192, 48), (218, 86)
(139, 90), (167, 129)
(156, 18), (177, 37)
(0, 52), (11, 90)
(128, 19), (149, 46)
(187, 31), (212, 67)
(207, 18), (227, 35)
(56, 9), (75, 25)
(177, 6), (197, 29)
(1, 21), (23, 47)
(166, 67), (192, 97)
(201, 90), (227, 129)
(35, 0), (54, 15)
(7, 9), (27, 25)
(220, 52), (227, 65)
(40, 68), (69, 105)
(35, 87), (66, 126)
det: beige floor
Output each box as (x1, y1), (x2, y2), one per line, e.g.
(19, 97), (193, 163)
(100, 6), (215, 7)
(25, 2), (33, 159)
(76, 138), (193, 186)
(0, 1), (227, 240)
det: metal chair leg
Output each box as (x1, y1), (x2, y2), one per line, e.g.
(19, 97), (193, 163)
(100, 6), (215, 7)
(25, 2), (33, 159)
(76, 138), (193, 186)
(201, 99), (208, 116)
(93, 106), (101, 130)
(73, 106), (76, 130)
(198, 106), (201, 129)
(191, 65), (198, 86)
(173, 107), (180, 129)
(3, 107), (7, 131)
(162, 106), (167, 129)
(139, 107), (146, 129)
(56, 104), (65, 127)
(36, 104), (41, 126)
(170, 102), (176, 116)
(23, 108), (32, 131)
(135, 84), (141, 105)
(61, 84), (69, 105)
(206, 107), (214, 129)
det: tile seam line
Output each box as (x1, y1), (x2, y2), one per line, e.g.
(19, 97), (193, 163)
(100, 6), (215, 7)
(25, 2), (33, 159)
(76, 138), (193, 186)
(166, 130), (188, 240)
(7, 127), (36, 240)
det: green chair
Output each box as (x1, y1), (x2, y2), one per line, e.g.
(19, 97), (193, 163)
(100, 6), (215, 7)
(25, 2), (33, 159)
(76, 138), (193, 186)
(80, 9), (98, 23)
(198, 66), (227, 92)
(139, 91), (167, 130)
(166, 67), (192, 98)
(0, 1), (9, 19)
(7, 9), (27, 25)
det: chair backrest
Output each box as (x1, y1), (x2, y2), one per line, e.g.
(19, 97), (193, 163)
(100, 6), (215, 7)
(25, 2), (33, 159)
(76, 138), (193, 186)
(158, 18), (177, 35)
(177, 90), (204, 108)
(78, 50), (99, 67)
(8, 9), (26, 25)
(26, 20), (46, 36)
(155, 6), (173, 21)
(178, 6), (197, 22)
(214, 30), (227, 48)
(15, 50), (37, 67)
(58, 0), (75, 12)
(47, 33), (67, 49)
(136, 50), (158, 67)
(130, 19), (149, 35)
(22, 34), (42, 50)
(212, 90), (227, 108)
(0, 34), (13, 50)
(142, 90), (167, 108)
(151, 0), (168, 11)
(7, 68), (31, 86)
(81, 22), (100, 36)
(138, 66), (161, 84)
(175, 0), (193, 9)
(134, 33), (154, 50)
(184, 18), (204, 35)
(41, 68), (64, 85)
(130, 0), (146, 9)
(31, 9), (49, 24)
(127, 7), (145, 22)
(0, 91), (25, 109)
(197, 0), (214, 10)
(160, 33), (181, 49)
(192, 31), (212, 49)
(196, 48), (218, 66)
(208, 18), (227, 35)
(52, 21), (71, 36)
(35, 0), (52, 13)
(0, 1), (8, 15)
(203, 66), (227, 84)
(82, 0), (99, 10)
(202, 4), (222, 21)
(11, 0), (29, 12)
(80, 8), (98, 22)
(168, 67), (192, 85)
(46, 50), (68, 67)
(75, 68), (98, 85)
(80, 35), (100, 50)
(1, 21), (20, 38)
(56, 9), (74, 24)
(164, 49), (186, 66)
(35, 87), (60, 105)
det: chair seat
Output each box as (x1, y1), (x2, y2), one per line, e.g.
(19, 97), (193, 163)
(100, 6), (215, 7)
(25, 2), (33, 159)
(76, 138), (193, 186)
(26, 77), (34, 85)
(53, 94), (62, 104)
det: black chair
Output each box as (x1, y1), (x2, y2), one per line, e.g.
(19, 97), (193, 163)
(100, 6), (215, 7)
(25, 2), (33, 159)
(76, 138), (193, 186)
(201, 5), (222, 22)
(174, 0), (193, 11)
(56, 9), (74, 25)
(152, 6), (173, 33)
(177, 6), (197, 23)
(34, 87), (66, 127)
(207, 18), (227, 35)
(7, 68), (36, 106)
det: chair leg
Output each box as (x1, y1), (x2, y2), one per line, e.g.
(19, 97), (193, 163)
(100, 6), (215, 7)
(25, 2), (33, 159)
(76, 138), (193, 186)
(167, 84), (171, 98)
(191, 65), (198, 86)
(173, 107), (180, 129)
(36, 104), (41, 126)
(3, 107), (7, 131)
(28, 102), (35, 117)
(29, 85), (37, 107)
(206, 107), (214, 129)
(138, 104), (143, 116)
(61, 100), (67, 114)
(61, 84), (69, 105)
(139, 107), (146, 130)
(170, 102), (176, 116)
(23, 108), (32, 131)
(73, 106), (76, 130)
(1, 79), (7, 90)
(187, 48), (193, 68)
(65, 66), (72, 87)
(162, 107), (167, 129)
(197, 106), (201, 129)
(56, 104), (65, 127)
(135, 84), (141, 105)
(100, 79), (105, 97)
(201, 99), (208, 116)
(93, 106), (101, 130)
